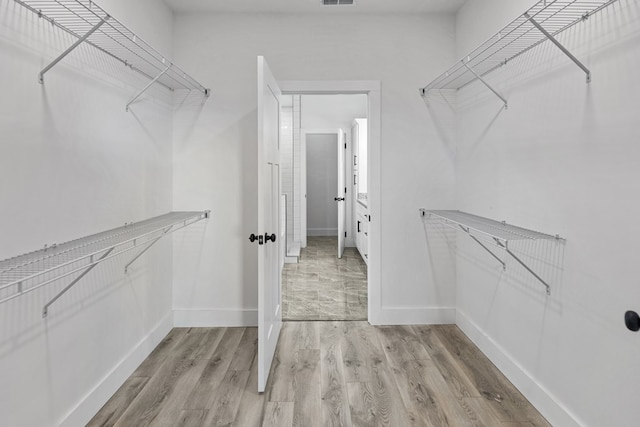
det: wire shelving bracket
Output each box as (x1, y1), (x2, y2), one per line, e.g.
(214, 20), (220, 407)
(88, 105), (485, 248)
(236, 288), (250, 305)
(420, 209), (564, 295)
(0, 211), (210, 317)
(13, 0), (211, 110)
(420, 0), (619, 107)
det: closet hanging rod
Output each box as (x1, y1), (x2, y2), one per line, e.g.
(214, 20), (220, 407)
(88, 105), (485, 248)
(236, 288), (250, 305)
(0, 211), (210, 317)
(13, 0), (210, 105)
(420, 0), (619, 101)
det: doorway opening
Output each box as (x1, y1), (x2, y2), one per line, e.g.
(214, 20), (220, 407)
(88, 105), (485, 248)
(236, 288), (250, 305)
(280, 94), (369, 321)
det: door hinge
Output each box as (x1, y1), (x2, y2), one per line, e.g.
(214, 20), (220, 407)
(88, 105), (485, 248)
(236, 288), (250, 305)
(345, 187), (347, 194)
(345, 232), (347, 238)
(344, 143), (347, 149)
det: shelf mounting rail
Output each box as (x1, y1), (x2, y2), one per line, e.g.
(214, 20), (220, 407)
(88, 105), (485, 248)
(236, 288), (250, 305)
(420, 0), (619, 106)
(0, 211), (210, 317)
(420, 209), (563, 295)
(13, 0), (211, 110)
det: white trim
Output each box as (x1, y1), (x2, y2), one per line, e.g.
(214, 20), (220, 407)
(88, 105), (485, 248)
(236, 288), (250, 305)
(308, 227), (339, 236)
(456, 310), (582, 427)
(281, 80), (381, 325)
(173, 308), (258, 327)
(281, 80), (380, 94)
(301, 129), (307, 248)
(377, 307), (456, 325)
(59, 311), (174, 427)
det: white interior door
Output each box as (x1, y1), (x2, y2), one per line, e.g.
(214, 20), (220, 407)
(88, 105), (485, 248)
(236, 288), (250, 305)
(337, 129), (346, 258)
(257, 56), (282, 393)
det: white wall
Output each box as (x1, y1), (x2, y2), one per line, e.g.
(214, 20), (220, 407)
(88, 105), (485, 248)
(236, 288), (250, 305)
(0, 0), (178, 425)
(454, 0), (640, 425)
(171, 12), (458, 326)
(306, 134), (339, 236)
(301, 94), (368, 129)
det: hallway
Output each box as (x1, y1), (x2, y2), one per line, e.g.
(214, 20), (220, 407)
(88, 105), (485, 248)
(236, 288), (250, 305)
(282, 237), (367, 321)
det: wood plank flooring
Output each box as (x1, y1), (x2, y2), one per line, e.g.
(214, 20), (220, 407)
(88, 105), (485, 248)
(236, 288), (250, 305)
(89, 323), (550, 427)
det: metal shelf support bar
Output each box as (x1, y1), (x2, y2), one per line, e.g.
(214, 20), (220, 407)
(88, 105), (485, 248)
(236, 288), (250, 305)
(525, 13), (591, 83)
(126, 64), (172, 111)
(462, 60), (508, 109)
(421, 209), (559, 295)
(42, 247), (114, 318)
(459, 225), (507, 270)
(0, 211), (211, 314)
(495, 240), (551, 295)
(38, 16), (110, 84)
(124, 225), (173, 273)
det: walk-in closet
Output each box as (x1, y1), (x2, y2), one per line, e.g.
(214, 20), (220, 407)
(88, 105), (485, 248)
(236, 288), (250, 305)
(1, 0), (638, 425)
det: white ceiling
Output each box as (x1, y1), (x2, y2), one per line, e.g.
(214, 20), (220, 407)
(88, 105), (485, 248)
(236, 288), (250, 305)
(163, 0), (468, 14)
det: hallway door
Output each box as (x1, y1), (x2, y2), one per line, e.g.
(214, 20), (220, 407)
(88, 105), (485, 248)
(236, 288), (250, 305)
(257, 56), (282, 393)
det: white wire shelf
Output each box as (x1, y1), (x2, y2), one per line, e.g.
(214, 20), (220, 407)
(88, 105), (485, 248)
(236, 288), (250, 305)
(420, 0), (619, 107)
(422, 210), (561, 243)
(13, 0), (210, 109)
(0, 211), (210, 316)
(420, 209), (563, 295)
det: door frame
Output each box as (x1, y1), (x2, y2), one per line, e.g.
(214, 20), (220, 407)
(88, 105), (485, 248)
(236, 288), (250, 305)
(280, 80), (381, 325)
(300, 128), (342, 249)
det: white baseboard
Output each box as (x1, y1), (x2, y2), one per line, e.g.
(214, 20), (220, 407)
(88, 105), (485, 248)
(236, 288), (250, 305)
(60, 311), (174, 427)
(286, 241), (301, 257)
(307, 228), (338, 236)
(456, 310), (582, 427)
(173, 308), (258, 327)
(371, 306), (456, 326)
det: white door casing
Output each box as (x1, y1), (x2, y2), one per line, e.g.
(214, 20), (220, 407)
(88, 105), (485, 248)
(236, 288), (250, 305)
(257, 56), (283, 393)
(337, 129), (346, 258)
(300, 128), (340, 249)
(280, 80), (380, 324)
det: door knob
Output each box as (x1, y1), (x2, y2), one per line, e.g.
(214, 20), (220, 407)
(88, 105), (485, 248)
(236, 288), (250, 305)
(249, 234), (264, 245)
(625, 311), (640, 332)
(334, 197), (345, 202)
(265, 233), (276, 243)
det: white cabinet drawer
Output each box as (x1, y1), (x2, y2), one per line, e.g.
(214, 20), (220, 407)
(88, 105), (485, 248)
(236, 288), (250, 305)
(356, 204), (369, 264)
(360, 229), (369, 264)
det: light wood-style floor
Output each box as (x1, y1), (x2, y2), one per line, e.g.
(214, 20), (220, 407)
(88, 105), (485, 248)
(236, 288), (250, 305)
(89, 322), (550, 426)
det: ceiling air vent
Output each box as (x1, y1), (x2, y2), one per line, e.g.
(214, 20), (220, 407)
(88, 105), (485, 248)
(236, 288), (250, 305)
(322, 0), (355, 5)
